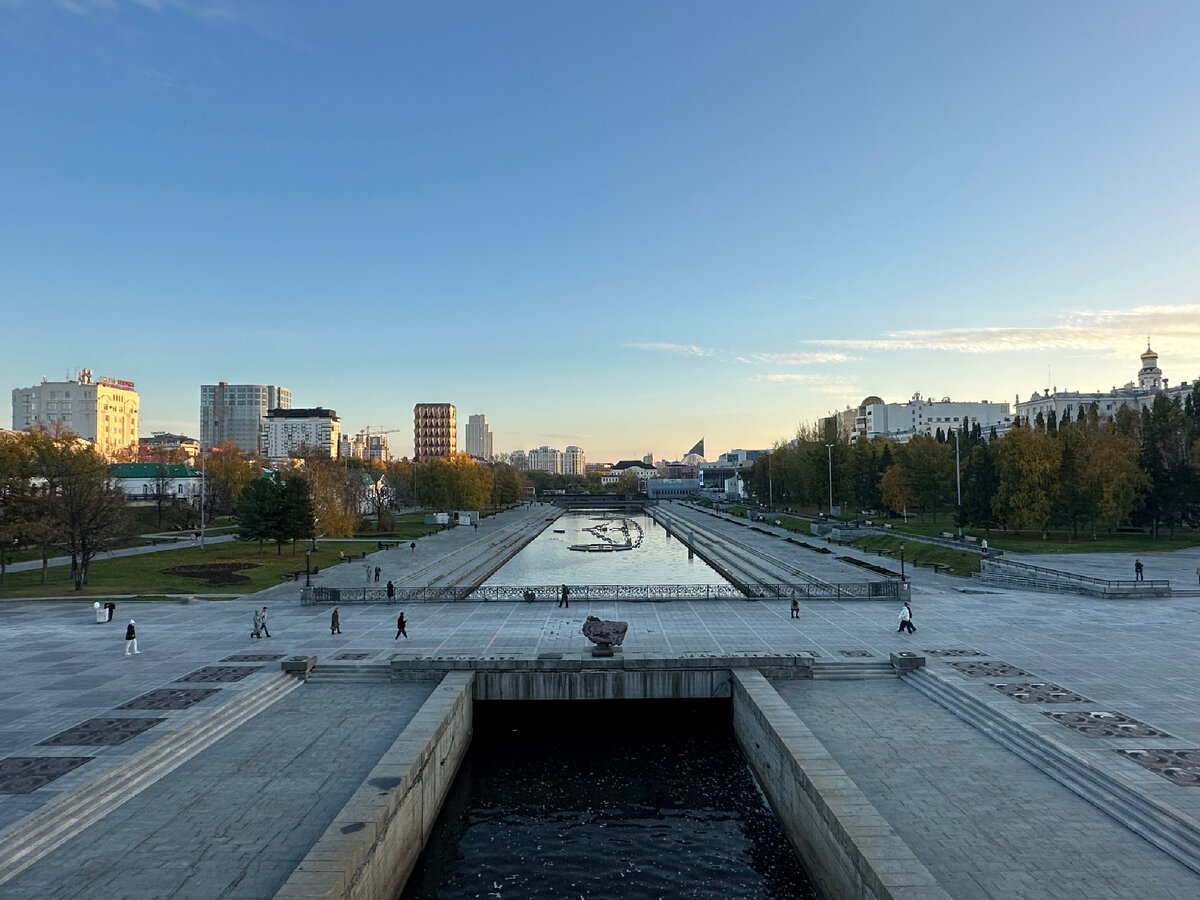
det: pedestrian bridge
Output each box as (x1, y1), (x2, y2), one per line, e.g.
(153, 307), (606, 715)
(543, 493), (646, 510)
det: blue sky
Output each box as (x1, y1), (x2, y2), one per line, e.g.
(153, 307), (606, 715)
(3, 1), (1199, 462)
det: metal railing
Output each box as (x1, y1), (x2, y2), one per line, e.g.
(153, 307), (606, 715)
(302, 580), (908, 605)
(979, 558), (1169, 597)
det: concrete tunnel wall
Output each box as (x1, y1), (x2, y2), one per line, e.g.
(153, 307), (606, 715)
(276, 665), (946, 900)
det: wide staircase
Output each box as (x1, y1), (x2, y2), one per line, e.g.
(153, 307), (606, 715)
(0, 673), (301, 888)
(304, 663), (392, 684)
(811, 659), (897, 680)
(904, 667), (1200, 876)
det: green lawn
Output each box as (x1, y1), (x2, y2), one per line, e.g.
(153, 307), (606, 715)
(0, 540), (385, 599)
(859, 519), (1200, 555)
(850, 534), (981, 577)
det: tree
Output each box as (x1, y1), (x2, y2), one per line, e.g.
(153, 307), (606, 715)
(236, 477), (278, 555)
(304, 457), (360, 538)
(992, 426), (1061, 538)
(958, 440), (1000, 533)
(904, 435), (955, 522)
(48, 441), (135, 588)
(491, 462), (524, 507)
(879, 464), (914, 518)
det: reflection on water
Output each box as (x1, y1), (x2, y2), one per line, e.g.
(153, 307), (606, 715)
(399, 700), (819, 900)
(484, 511), (724, 586)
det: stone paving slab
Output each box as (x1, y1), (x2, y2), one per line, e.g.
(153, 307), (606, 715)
(774, 678), (1200, 898)
(0, 681), (432, 900)
(1, 501), (1199, 896)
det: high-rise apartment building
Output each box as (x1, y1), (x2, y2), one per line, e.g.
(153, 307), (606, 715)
(465, 414), (494, 459)
(509, 449), (528, 471)
(414, 403), (456, 461)
(564, 445), (586, 475)
(262, 408), (340, 460)
(11, 369), (139, 459)
(528, 445), (563, 474)
(200, 383), (291, 453)
(341, 431), (391, 462)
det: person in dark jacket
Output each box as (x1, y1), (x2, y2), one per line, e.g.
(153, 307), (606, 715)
(331, 607), (341, 634)
(395, 612), (408, 640)
(386, 581), (395, 604)
(558, 584), (570, 608)
(125, 620), (139, 655)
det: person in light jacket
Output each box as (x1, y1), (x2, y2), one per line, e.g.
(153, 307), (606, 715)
(125, 620), (140, 655)
(897, 602), (915, 634)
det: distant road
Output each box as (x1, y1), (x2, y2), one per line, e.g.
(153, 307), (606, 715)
(4, 534), (239, 574)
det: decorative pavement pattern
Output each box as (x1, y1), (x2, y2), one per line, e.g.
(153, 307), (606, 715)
(838, 650), (874, 658)
(991, 682), (1093, 704)
(175, 666), (261, 683)
(1116, 749), (1200, 787)
(947, 660), (1032, 678)
(118, 688), (221, 711)
(0, 757), (92, 794)
(923, 648), (986, 657)
(38, 717), (164, 747)
(1045, 711), (1173, 739)
(220, 654), (285, 662)
(335, 653), (372, 660)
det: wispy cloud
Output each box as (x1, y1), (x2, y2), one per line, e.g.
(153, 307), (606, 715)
(807, 304), (1200, 357)
(626, 343), (851, 366)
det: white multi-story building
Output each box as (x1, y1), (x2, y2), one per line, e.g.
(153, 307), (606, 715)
(200, 383), (291, 453)
(341, 431), (390, 462)
(509, 449), (528, 471)
(564, 445), (586, 475)
(527, 445), (563, 474)
(11, 369), (139, 459)
(854, 394), (1011, 443)
(262, 408), (340, 460)
(1015, 344), (1199, 426)
(465, 414), (494, 459)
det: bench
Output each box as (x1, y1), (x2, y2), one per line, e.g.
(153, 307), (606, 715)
(918, 562), (951, 574)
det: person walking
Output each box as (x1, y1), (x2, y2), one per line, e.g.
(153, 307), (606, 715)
(331, 607), (342, 635)
(251, 609), (262, 639)
(558, 584), (570, 608)
(374, 566), (381, 583)
(125, 619), (139, 655)
(386, 580), (396, 604)
(1195, 565), (1200, 586)
(410, 541), (416, 553)
(790, 598), (800, 619)
(259, 607), (271, 638)
(1135, 559), (1144, 581)
(897, 602), (915, 634)
(395, 612), (408, 640)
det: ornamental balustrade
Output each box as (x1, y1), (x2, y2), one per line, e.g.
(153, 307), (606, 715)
(302, 580), (907, 605)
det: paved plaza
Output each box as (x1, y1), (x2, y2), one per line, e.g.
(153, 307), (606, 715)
(2, 504), (1200, 897)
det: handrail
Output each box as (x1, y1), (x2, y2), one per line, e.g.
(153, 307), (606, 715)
(982, 557), (1167, 590)
(302, 581), (908, 605)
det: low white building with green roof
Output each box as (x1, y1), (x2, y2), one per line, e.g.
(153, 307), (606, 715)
(107, 463), (203, 503)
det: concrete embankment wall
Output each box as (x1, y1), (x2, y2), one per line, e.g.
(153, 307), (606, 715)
(274, 672), (474, 900)
(731, 669), (949, 900)
(277, 661), (947, 899)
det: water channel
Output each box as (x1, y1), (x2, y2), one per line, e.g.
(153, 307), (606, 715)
(483, 510), (725, 586)
(399, 700), (820, 899)
(399, 510), (820, 898)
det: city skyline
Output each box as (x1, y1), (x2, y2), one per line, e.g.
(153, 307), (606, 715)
(3, 3), (1200, 461)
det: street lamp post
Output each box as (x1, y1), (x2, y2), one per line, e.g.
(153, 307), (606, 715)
(954, 428), (963, 537)
(768, 451), (773, 508)
(199, 448), (206, 551)
(900, 542), (906, 581)
(305, 549), (312, 587)
(825, 444), (834, 517)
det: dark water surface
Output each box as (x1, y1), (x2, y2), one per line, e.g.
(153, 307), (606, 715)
(400, 700), (819, 900)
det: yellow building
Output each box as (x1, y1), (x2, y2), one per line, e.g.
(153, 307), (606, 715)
(10, 369), (139, 459)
